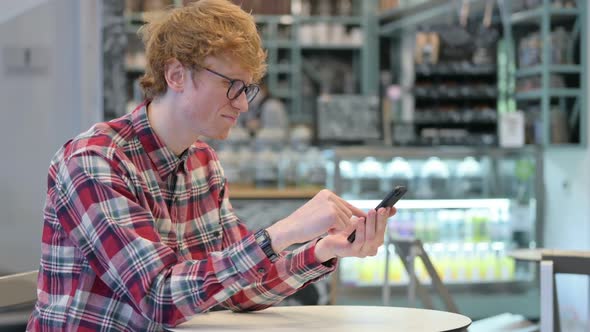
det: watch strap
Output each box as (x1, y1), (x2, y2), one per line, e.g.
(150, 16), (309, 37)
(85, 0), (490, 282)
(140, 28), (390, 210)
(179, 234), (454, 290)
(254, 229), (279, 262)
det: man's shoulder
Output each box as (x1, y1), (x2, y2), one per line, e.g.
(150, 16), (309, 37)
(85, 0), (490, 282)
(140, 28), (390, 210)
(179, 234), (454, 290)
(60, 116), (135, 163)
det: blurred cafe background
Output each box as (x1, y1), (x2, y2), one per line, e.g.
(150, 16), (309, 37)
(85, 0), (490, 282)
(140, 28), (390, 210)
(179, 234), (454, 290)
(0, 0), (589, 331)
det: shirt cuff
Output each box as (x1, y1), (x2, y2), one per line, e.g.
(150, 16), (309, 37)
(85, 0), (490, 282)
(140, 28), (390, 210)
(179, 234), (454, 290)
(226, 233), (274, 284)
(286, 240), (338, 282)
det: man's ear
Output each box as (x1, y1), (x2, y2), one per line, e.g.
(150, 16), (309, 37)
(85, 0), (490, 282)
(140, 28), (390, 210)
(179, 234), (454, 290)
(164, 59), (186, 93)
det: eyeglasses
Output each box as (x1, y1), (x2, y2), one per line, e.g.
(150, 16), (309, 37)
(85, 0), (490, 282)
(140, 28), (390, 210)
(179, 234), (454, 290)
(204, 68), (260, 104)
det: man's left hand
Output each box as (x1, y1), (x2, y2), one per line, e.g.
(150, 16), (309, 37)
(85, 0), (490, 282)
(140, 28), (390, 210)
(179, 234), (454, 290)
(314, 207), (396, 263)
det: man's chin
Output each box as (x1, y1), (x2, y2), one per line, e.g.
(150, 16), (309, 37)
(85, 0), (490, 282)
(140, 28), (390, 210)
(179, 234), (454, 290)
(205, 131), (230, 141)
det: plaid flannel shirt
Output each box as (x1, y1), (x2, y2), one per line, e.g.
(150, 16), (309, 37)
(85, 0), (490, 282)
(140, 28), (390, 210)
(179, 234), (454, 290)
(27, 103), (336, 331)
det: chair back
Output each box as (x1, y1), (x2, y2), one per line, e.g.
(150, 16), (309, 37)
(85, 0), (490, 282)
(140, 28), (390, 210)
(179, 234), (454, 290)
(0, 270), (38, 308)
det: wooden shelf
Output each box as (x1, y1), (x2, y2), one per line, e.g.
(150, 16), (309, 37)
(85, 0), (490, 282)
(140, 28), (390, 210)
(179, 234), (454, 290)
(229, 186), (322, 199)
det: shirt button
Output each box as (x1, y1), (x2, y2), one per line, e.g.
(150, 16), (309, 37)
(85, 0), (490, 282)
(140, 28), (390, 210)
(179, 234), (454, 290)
(257, 268), (265, 274)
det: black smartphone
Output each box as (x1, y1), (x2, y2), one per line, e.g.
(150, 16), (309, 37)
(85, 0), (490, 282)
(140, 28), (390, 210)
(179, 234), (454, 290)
(347, 185), (407, 243)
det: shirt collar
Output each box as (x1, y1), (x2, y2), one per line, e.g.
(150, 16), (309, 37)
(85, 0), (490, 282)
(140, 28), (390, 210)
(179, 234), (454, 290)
(131, 101), (189, 180)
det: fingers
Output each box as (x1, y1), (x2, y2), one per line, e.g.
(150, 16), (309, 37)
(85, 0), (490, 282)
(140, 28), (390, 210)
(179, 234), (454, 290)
(320, 206), (394, 260)
(353, 208), (389, 257)
(330, 197), (354, 224)
(316, 191), (390, 246)
(388, 207), (397, 218)
(365, 209), (381, 256)
(373, 208), (388, 248)
(329, 214), (359, 236)
(364, 210), (377, 246)
(326, 191), (366, 218)
(323, 190), (360, 231)
(345, 217), (360, 234)
(351, 217), (365, 255)
(376, 208), (388, 237)
(342, 199), (367, 218)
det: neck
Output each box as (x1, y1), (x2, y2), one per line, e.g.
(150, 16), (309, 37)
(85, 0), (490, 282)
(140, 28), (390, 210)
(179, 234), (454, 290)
(147, 96), (196, 156)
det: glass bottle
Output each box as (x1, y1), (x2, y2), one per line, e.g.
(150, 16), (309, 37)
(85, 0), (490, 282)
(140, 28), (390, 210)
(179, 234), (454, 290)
(455, 156), (484, 198)
(357, 157), (385, 199)
(418, 157), (450, 199)
(383, 157), (414, 197)
(339, 160), (358, 199)
(254, 147), (279, 188)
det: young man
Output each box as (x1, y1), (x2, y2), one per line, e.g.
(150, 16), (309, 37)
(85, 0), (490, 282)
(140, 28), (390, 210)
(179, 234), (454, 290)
(28, 1), (395, 330)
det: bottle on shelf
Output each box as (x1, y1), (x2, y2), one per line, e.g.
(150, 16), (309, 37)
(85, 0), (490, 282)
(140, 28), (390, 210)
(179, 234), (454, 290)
(357, 157), (385, 199)
(382, 157), (414, 198)
(454, 156), (484, 198)
(414, 211), (427, 242)
(417, 157), (450, 199)
(237, 146), (255, 187)
(217, 147), (241, 185)
(254, 147), (279, 188)
(437, 209), (451, 243)
(339, 256), (361, 285)
(387, 254), (407, 284)
(464, 244), (476, 281)
(393, 210), (415, 239)
(277, 147), (298, 189)
(217, 126), (252, 187)
(426, 210), (440, 243)
(338, 160), (359, 199)
(467, 208), (490, 243)
(296, 147), (328, 188)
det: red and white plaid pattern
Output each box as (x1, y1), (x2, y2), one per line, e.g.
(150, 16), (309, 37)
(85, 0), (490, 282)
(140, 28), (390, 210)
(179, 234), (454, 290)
(27, 102), (335, 331)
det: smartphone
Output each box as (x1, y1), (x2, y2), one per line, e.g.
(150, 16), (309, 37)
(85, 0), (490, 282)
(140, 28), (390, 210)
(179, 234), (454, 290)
(347, 185), (407, 243)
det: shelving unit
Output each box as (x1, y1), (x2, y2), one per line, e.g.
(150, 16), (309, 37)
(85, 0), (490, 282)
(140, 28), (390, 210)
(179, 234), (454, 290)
(255, 14), (302, 122)
(380, 1), (502, 147)
(380, 0), (586, 149)
(256, 3), (379, 125)
(501, 0), (587, 146)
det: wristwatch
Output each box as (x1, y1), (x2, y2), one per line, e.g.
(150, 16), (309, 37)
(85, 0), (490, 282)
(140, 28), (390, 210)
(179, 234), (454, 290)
(254, 229), (279, 262)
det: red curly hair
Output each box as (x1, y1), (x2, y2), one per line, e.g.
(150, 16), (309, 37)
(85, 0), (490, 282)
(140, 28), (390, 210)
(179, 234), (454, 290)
(138, 0), (267, 99)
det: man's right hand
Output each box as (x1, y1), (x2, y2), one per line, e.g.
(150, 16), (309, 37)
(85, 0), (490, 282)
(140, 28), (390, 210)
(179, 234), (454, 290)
(265, 189), (367, 253)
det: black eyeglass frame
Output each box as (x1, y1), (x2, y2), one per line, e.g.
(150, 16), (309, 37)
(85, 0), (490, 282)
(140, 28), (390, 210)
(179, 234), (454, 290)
(203, 67), (260, 103)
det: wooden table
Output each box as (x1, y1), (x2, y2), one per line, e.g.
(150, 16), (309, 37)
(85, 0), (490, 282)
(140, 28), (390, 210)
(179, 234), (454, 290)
(509, 248), (590, 262)
(168, 305), (472, 332)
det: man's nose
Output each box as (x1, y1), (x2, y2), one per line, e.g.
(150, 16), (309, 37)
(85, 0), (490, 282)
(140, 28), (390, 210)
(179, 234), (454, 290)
(231, 92), (249, 112)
